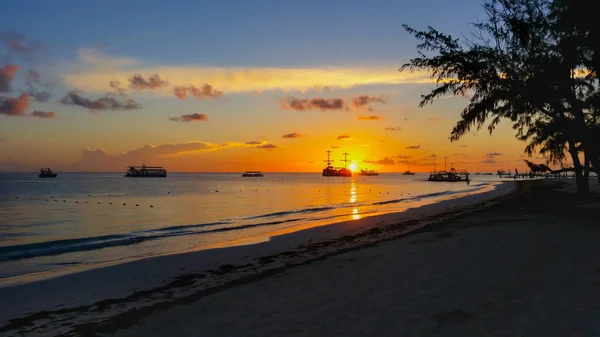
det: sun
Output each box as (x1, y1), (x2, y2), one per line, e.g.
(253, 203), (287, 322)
(349, 163), (357, 172)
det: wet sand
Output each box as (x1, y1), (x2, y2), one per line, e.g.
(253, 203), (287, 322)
(3, 179), (600, 336)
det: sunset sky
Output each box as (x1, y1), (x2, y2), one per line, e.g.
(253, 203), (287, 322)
(0, 0), (538, 173)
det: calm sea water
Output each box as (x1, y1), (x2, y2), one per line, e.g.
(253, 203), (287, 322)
(0, 172), (500, 283)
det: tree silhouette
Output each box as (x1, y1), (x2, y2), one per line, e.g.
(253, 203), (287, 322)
(400, 0), (599, 193)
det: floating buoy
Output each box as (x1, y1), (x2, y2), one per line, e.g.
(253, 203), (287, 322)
(75, 201), (79, 203)
(85, 201), (88, 203)
(63, 200), (66, 202)
(109, 202), (112, 205)
(135, 204), (139, 207)
(150, 205), (154, 208)
(167, 192), (171, 194)
(123, 203), (126, 205)
(215, 190), (219, 192)
(97, 202), (101, 204)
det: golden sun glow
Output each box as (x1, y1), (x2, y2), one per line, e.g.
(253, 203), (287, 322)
(349, 163), (357, 171)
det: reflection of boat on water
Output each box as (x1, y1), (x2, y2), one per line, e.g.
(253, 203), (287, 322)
(322, 150), (352, 177)
(358, 169), (379, 176)
(242, 171), (264, 177)
(124, 165), (167, 177)
(402, 170), (415, 175)
(39, 168), (57, 178)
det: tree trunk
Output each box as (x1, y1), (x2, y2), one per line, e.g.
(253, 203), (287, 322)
(568, 139), (589, 194)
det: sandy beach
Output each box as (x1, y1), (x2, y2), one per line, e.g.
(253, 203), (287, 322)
(2, 179), (599, 336)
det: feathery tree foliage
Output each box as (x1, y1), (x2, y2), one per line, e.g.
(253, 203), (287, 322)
(400, 0), (600, 193)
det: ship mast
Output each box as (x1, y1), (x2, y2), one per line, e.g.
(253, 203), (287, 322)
(324, 150), (334, 167)
(342, 152), (350, 168)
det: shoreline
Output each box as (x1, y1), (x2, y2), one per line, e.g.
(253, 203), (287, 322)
(0, 180), (501, 287)
(0, 181), (517, 336)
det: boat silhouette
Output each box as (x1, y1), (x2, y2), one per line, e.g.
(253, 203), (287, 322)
(322, 150), (352, 177)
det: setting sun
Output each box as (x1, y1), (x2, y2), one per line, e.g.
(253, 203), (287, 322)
(349, 163), (357, 171)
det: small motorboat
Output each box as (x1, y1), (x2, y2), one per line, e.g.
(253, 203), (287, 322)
(242, 171), (264, 177)
(124, 165), (167, 177)
(402, 170), (415, 175)
(39, 168), (57, 178)
(358, 169), (379, 176)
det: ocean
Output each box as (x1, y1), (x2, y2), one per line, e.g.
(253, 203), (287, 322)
(0, 172), (500, 284)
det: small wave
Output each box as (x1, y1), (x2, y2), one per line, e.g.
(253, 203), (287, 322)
(372, 185), (486, 206)
(244, 206), (336, 220)
(0, 218), (304, 262)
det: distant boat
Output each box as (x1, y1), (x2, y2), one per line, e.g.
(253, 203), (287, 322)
(402, 170), (415, 175)
(427, 170), (467, 182)
(426, 157), (469, 182)
(39, 168), (57, 178)
(242, 171), (264, 177)
(358, 169), (379, 176)
(322, 150), (352, 177)
(482, 172), (493, 176)
(124, 165), (167, 177)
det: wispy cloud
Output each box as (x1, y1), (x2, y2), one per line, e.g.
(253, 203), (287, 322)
(0, 94), (56, 119)
(173, 84), (223, 100)
(0, 64), (19, 92)
(282, 97), (345, 111)
(482, 158), (498, 164)
(77, 48), (138, 68)
(363, 157), (395, 165)
(384, 126), (401, 131)
(256, 144), (277, 149)
(282, 132), (303, 139)
(24, 68), (52, 102)
(168, 113), (208, 122)
(330, 145), (341, 149)
(428, 117), (441, 121)
(60, 91), (141, 111)
(245, 141), (262, 145)
(70, 140), (282, 170)
(351, 95), (387, 111)
(337, 134), (351, 140)
(61, 50), (434, 94)
(486, 152), (502, 157)
(396, 155), (412, 159)
(0, 31), (44, 56)
(128, 73), (169, 90)
(0, 93), (29, 116)
(30, 110), (56, 119)
(405, 145), (420, 149)
(357, 115), (383, 121)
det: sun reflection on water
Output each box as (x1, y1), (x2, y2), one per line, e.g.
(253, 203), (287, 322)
(352, 208), (360, 220)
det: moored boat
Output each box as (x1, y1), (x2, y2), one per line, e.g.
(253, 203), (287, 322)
(322, 150), (352, 177)
(358, 169), (379, 176)
(39, 168), (57, 178)
(402, 170), (415, 175)
(426, 157), (469, 182)
(242, 171), (264, 177)
(124, 165), (167, 177)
